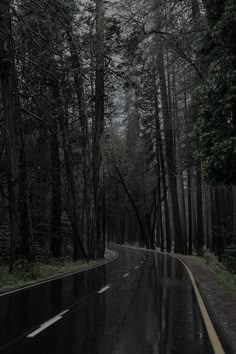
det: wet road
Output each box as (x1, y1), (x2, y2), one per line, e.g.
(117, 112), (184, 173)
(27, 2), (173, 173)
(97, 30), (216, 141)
(0, 246), (216, 354)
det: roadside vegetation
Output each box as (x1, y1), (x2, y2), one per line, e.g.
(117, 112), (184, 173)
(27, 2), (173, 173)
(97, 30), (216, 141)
(0, 258), (101, 292)
(193, 253), (236, 292)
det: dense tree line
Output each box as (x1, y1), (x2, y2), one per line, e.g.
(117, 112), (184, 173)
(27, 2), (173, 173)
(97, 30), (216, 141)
(106, 0), (236, 259)
(0, 0), (235, 271)
(0, 0), (107, 269)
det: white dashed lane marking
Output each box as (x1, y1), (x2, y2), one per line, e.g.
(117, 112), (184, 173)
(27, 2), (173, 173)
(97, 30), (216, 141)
(27, 310), (69, 338)
(97, 284), (111, 294)
(123, 273), (129, 278)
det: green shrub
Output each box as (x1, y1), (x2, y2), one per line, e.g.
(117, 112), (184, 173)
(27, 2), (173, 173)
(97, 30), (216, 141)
(223, 244), (236, 273)
(13, 259), (41, 281)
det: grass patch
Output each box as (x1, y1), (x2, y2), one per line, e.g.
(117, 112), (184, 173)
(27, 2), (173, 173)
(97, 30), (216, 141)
(193, 253), (236, 292)
(0, 257), (102, 292)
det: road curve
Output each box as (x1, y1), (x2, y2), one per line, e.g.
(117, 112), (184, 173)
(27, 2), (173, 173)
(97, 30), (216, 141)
(0, 245), (222, 354)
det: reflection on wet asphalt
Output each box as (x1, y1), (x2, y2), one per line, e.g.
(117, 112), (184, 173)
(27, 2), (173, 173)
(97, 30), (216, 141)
(0, 246), (214, 354)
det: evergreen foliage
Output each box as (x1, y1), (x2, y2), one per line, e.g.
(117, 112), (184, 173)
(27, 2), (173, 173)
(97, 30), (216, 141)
(194, 0), (236, 183)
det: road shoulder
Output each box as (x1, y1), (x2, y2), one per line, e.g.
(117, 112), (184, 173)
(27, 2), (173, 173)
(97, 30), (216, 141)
(178, 255), (236, 354)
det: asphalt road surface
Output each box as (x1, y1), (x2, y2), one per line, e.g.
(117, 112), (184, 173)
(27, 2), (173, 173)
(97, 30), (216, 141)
(0, 245), (218, 354)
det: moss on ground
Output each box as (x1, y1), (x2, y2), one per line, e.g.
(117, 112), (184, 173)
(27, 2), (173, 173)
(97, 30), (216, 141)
(193, 254), (236, 292)
(0, 258), (101, 292)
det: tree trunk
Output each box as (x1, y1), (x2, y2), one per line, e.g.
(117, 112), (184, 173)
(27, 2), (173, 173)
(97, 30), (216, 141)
(59, 101), (87, 260)
(178, 174), (188, 254)
(50, 116), (62, 257)
(18, 128), (33, 262)
(65, 21), (94, 258)
(196, 169), (203, 255)
(153, 70), (165, 251)
(157, 45), (184, 253)
(172, 61), (187, 254)
(0, 0), (33, 269)
(187, 168), (193, 255)
(93, 0), (105, 259)
(191, 0), (205, 255)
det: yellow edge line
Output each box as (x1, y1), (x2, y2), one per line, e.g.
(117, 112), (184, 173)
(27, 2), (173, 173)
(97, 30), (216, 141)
(115, 244), (225, 354)
(177, 257), (225, 354)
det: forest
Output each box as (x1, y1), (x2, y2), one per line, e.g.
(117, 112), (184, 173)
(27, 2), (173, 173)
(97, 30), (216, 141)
(0, 0), (235, 273)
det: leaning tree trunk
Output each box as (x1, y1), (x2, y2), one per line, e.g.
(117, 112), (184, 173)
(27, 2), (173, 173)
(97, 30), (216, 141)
(113, 163), (150, 248)
(93, 0), (105, 259)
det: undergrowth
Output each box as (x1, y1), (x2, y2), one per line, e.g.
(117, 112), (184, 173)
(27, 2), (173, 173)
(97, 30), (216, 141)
(0, 258), (100, 292)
